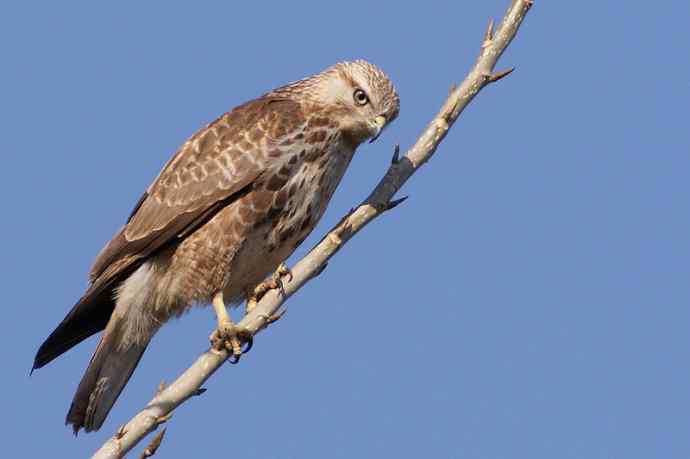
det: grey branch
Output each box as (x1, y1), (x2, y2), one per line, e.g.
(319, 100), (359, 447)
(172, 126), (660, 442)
(91, 1), (533, 457)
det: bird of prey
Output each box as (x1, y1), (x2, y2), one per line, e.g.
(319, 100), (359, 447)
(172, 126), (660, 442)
(33, 60), (400, 434)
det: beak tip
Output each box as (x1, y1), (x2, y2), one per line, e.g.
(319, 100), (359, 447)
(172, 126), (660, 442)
(370, 115), (387, 143)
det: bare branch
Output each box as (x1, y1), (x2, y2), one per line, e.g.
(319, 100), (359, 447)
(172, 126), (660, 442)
(91, 1), (533, 457)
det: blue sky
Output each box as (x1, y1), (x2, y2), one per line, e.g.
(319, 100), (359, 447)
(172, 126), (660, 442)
(2, 1), (689, 457)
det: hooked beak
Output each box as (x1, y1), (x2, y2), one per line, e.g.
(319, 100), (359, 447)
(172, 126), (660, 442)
(369, 115), (387, 143)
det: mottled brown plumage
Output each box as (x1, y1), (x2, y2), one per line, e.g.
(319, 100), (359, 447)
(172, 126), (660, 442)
(33, 60), (399, 433)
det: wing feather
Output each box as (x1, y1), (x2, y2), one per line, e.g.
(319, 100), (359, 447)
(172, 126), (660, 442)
(90, 97), (304, 283)
(35, 93), (311, 371)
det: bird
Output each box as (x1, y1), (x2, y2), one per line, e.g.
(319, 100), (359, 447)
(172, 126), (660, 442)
(33, 60), (400, 434)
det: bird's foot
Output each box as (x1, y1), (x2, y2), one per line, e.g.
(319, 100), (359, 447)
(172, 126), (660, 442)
(246, 263), (293, 314)
(209, 318), (253, 364)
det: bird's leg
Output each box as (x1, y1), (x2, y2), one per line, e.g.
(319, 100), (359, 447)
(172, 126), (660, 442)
(245, 263), (293, 314)
(209, 291), (253, 363)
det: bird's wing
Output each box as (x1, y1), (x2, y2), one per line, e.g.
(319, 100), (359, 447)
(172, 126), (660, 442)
(91, 97), (304, 283)
(32, 97), (305, 370)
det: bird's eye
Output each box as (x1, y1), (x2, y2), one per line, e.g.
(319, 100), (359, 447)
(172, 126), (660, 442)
(353, 88), (369, 106)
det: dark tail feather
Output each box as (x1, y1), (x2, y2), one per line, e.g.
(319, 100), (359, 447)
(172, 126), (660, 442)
(66, 318), (149, 433)
(33, 283), (117, 372)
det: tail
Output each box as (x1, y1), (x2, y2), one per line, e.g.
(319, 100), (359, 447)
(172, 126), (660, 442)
(66, 317), (150, 433)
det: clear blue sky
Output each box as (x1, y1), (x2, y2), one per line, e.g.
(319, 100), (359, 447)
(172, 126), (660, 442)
(2, 1), (689, 457)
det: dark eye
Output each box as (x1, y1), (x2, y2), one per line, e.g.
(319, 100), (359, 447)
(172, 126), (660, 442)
(353, 88), (369, 106)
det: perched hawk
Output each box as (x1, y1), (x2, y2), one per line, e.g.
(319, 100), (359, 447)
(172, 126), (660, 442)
(33, 60), (399, 433)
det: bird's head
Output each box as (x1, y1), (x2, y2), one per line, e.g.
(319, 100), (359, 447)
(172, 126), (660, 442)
(320, 60), (400, 145)
(275, 60), (400, 146)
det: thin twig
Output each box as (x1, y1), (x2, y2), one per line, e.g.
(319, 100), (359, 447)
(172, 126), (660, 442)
(91, 1), (533, 457)
(138, 428), (166, 459)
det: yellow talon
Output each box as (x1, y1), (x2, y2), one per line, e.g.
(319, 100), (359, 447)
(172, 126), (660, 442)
(209, 291), (253, 361)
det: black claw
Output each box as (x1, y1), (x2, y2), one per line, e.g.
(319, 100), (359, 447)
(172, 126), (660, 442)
(228, 354), (241, 364)
(242, 335), (254, 354)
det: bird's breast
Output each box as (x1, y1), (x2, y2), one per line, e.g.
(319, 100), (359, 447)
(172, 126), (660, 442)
(222, 141), (355, 300)
(270, 142), (355, 249)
